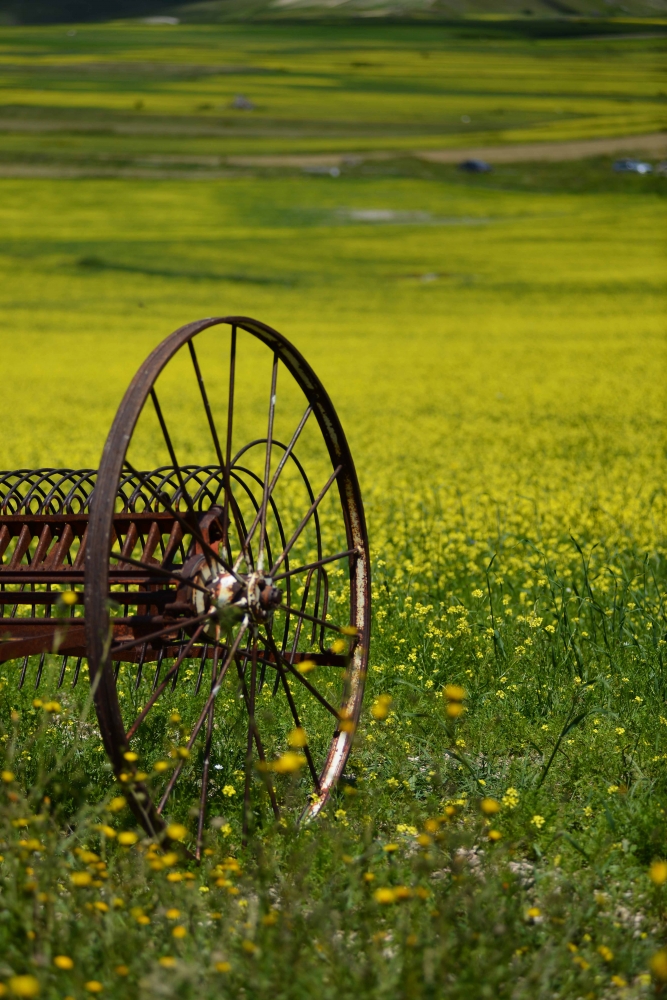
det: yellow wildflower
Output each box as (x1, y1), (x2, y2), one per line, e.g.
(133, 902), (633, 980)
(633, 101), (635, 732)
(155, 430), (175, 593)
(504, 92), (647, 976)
(650, 860), (667, 885)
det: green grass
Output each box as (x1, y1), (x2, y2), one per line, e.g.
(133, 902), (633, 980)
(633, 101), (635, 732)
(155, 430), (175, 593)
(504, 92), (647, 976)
(1, 20), (667, 1000)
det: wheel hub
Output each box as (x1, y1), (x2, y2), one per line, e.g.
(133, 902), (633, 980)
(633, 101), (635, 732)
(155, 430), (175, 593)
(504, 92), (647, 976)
(194, 562), (283, 628)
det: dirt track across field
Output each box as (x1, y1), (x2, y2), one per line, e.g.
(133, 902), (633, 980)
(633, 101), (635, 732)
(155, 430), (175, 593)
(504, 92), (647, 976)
(0, 132), (664, 179)
(416, 132), (667, 165)
(228, 132), (667, 168)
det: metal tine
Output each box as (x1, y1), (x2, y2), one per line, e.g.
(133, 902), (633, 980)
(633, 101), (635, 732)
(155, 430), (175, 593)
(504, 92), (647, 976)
(10, 581), (27, 619)
(238, 629), (253, 682)
(18, 655), (29, 690)
(152, 648), (165, 691)
(58, 655), (69, 689)
(114, 660), (122, 682)
(194, 643), (209, 695)
(125, 623), (208, 742)
(71, 656), (83, 688)
(134, 643), (147, 690)
(34, 651), (46, 689)
(171, 634), (185, 692)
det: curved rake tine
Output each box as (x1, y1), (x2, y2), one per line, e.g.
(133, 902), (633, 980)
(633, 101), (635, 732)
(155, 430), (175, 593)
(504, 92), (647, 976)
(18, 655), (29, 690)
(269, 465), (342, 577)
(72, 656), (83, 688)
(221, 325), (237, 567)
(122, 460), (242, 586)
(58, 654), (69, 689)
(271, 567), (313, 696)
(318, 568), (330, 654)
(152, 648), (165, 692)
(171, 634), (185, 692)
(134, 643), (147, 690)
(230, 642), (280, 823)
(194, 642), (209, 695)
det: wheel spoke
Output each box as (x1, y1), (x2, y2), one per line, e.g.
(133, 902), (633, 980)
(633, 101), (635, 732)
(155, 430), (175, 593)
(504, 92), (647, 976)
(231, 640), (280, 822)
(257, 632), (340, 719)
(221, 325), (239, 567)
(188, 340), (225, 469)
(272, 548), (358, 582)
(269, 465), (342, 576)
(150, 389), (200, 528)
(264, 628), (321, 791)
(271, 566), (312, 696)
(242, 636), (258, 837)
(274, 603), (347, 634)
(234, 405), (312, 573)
(196, 643), (220, 860)
(125, 621), (209, 740)
(257, 354), (279, 573)
(157, 620), (248, 814)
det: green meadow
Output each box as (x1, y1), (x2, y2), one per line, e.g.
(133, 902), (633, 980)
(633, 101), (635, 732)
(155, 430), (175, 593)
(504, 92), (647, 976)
(0, 19), (666, 1000)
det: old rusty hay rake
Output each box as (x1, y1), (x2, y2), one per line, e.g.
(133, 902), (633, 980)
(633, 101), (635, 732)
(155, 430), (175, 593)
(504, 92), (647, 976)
(0, 317), (370, 853)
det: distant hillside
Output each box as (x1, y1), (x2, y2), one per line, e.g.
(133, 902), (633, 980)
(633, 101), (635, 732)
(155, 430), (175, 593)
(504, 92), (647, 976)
(3, 0), (666, 23)
(1, 0), (175, 23)
(171, 0), (667, 20)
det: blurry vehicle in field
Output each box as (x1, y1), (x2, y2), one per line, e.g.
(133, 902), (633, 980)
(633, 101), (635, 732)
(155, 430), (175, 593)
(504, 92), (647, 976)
(613, 159), (652, 174)
(458, 159), (492, 173)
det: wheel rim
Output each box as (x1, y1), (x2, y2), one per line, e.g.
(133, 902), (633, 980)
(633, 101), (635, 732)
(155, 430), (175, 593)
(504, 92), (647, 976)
(85, 317), (370, 850)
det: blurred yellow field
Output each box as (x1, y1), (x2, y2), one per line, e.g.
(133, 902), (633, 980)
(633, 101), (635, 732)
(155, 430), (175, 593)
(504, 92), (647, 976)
(0, 21), (666, 998)
(0, 22), (665, 161)
(1, 169), (664, 590)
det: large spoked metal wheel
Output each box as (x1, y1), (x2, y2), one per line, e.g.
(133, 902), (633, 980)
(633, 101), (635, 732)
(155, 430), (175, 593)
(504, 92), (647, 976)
(85, 317), (370, 852)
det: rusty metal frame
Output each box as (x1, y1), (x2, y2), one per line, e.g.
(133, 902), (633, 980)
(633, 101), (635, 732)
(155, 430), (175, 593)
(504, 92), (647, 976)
(0, 316), (370, 845)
